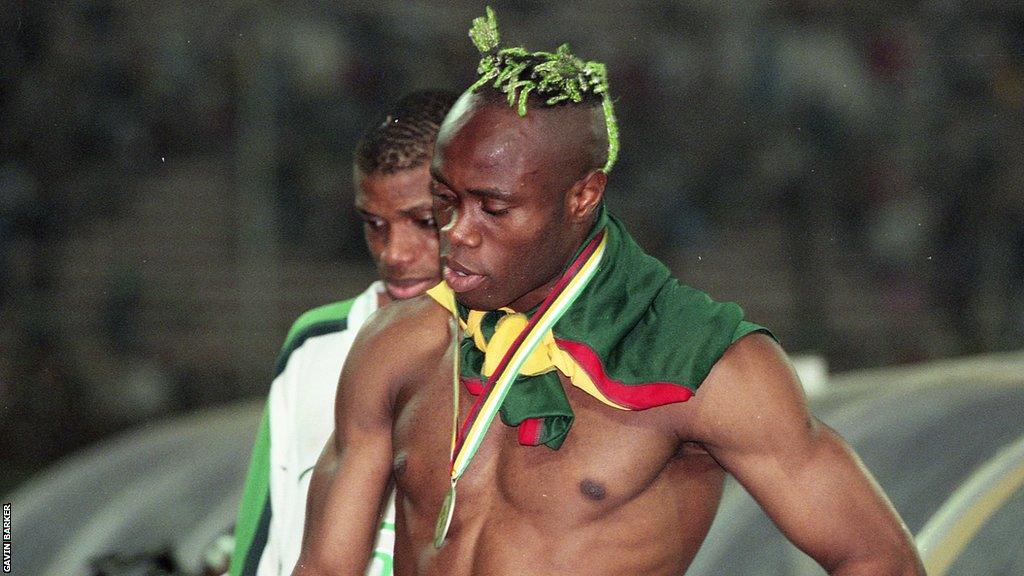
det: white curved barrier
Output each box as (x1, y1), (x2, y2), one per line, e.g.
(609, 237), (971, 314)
(4, 352), (1023, 575)
(3, 401), (262, 576)
(916, 433), (1024, 575)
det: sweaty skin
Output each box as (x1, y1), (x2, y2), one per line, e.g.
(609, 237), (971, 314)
(293, 95), (925, 576)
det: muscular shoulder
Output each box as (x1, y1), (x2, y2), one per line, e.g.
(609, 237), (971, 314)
(332, 294), (451, 433)
(683, 333), (814, 449)
(345, 294), (453, 387)
(356, 294), (451, 352)
(701, 332), (797, 394)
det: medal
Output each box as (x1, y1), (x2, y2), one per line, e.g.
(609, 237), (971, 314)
(433, 483), (457, 547)
(435, 312), (462, 549)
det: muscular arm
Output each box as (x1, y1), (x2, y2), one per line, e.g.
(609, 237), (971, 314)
(292, 321), (397, 576)
(690, 333), (924, 575)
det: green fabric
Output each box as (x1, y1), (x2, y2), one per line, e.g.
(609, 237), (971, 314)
(282, 299), (355, 346)
(458, 206), (771, 449)
(229, 404), (271, 576)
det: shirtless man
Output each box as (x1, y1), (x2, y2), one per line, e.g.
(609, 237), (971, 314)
(294, 11), (924, 576)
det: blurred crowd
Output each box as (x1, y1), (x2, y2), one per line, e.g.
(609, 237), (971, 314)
(1, 1), (1022, 490)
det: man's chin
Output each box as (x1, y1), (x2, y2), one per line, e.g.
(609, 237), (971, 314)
(384, 278), (438, 300)
(452, 289), (506, 312)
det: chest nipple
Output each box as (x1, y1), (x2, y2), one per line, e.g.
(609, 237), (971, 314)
(579, 479), (607, 501)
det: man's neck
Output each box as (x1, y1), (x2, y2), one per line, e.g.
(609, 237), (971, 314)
(503, 274), (561, 313)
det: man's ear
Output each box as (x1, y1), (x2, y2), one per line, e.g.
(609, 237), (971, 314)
(568, 169), (607, 220)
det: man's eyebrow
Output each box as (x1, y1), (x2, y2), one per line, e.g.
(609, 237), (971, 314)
(400, 202), (434, 217)
(467, 187), (511, 200)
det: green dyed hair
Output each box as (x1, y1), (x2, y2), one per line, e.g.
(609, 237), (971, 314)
(466, 7), (619, 173)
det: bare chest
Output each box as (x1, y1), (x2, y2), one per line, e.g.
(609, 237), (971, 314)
(392, 372), (690, 526)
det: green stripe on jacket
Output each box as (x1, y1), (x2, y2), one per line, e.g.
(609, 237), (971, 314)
(229, 404), (271, 576)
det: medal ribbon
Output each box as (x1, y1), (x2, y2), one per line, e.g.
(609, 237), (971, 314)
(447, 228), (607, 483)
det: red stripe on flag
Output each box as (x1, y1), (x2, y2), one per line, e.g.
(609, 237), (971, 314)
(555, 339), (694, 409)
(461, 377), (485, 396)
(517, 418), (544, 446)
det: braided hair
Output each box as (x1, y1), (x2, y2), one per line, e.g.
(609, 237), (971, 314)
(354, 89), (460, 175)
(466, 7), (619, 172)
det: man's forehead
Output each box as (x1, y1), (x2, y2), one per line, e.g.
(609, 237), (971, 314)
(355, 165), (432, 206)
(436, 114), (524, 172)
(437, 99), (541, 163)
(434, 94), (601, 193)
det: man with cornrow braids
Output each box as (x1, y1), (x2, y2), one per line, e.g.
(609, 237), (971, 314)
(295, 10), (924, 576)
(230, 89), (459, 576)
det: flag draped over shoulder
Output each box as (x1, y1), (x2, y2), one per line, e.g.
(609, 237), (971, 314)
(427, 206), (769, 449)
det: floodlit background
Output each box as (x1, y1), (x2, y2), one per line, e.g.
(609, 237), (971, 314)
(1, 3), (1022, 570)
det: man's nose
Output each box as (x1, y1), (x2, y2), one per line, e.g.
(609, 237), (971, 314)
(381, 229), (417, 266)
(443, 207), (481, 249)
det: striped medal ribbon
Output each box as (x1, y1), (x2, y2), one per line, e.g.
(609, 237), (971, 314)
(434, 228), (608, 548)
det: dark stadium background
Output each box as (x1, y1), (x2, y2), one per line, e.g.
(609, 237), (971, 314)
(1, 4), (1022, 571)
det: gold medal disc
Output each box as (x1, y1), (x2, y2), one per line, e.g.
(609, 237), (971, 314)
(433, 484), (457, 548)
